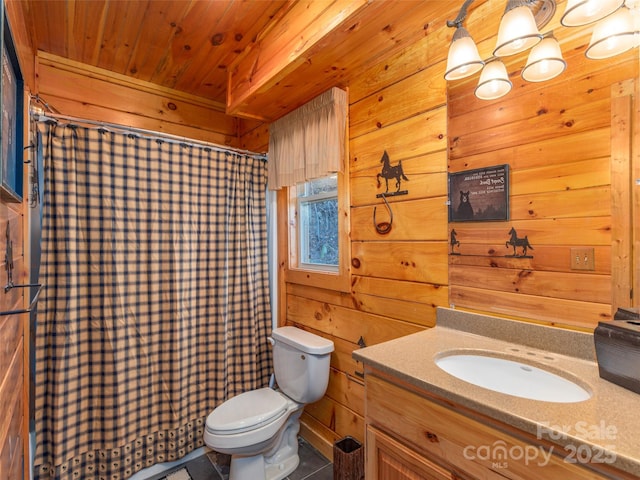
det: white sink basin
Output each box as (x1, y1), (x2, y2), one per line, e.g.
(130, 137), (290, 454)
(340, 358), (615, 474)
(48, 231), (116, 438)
(435, 352), (591, 403)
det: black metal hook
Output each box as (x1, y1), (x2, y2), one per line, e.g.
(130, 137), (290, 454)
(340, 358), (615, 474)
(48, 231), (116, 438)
(373, 194), (393, 234)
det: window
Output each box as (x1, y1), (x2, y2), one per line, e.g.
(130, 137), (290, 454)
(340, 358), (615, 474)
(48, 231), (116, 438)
(285, 171), (350, 292)
(297, 175), (338, 271)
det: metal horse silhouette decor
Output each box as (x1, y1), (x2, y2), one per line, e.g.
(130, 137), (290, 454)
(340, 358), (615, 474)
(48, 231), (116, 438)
(376, 150), (408, 194)
(506, 227), (534, 257)
(373, 150), (409, 235)
(449, 229), (461, 255)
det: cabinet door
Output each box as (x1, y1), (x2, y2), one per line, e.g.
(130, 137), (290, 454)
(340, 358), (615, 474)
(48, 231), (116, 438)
(367, 426), (466, 480)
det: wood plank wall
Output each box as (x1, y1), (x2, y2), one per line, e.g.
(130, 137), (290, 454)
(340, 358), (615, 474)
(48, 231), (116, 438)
(0, 199), (26, 479)
(239, 0), (640, 460)
(2, 8), (33, 477)
(33, 52), (241, 148)
(0, 85), (28, 478)
(448, 67), (637, 328)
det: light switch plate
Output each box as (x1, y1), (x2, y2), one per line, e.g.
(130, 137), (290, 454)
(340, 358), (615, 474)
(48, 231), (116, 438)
(570, 247), (595, 271)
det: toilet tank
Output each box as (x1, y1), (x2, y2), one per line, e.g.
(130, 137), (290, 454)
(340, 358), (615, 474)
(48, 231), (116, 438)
(271, 326), (334, 403)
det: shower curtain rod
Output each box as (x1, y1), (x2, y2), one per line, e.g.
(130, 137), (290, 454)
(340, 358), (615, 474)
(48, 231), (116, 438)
(32, 110), (268, 160)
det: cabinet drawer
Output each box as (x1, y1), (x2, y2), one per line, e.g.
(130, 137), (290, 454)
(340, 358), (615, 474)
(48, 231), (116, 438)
(366, 374), (606, 480)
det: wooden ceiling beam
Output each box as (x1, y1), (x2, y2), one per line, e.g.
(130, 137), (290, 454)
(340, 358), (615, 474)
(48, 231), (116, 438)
(225, 0), (369, 120)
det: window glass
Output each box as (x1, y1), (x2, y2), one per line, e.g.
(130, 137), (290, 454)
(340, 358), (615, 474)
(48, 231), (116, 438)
(297, 175), (338, 269)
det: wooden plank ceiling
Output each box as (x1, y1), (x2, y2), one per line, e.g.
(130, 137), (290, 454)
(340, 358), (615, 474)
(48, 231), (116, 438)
(7, 0), (458, 122)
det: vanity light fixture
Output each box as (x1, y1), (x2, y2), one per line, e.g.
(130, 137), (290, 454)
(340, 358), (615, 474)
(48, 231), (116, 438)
(445, 0), (640, 100)
(444, 0), (556, 100)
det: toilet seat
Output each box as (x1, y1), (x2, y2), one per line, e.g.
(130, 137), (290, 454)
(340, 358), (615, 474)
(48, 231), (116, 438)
(206, 387), (288, 435)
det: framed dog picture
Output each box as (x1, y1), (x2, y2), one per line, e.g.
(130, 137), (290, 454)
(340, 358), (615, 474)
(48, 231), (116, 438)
(448, 165), (509, 222)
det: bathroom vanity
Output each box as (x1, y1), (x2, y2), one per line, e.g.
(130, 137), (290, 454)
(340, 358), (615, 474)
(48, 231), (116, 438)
(353, 308), (640, 480)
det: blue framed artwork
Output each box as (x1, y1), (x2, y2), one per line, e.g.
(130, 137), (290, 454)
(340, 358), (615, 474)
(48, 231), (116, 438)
(1, 6), (24, 202)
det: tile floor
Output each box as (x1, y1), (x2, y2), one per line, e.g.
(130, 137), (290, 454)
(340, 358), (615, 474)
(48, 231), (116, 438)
(148, 438), (333, 480)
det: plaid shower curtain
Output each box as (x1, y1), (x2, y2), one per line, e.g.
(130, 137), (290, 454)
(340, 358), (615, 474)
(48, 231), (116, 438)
(34, 121), (273, 480)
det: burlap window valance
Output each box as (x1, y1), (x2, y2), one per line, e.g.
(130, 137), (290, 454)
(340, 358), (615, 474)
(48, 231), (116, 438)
(268, 87), (347, 190)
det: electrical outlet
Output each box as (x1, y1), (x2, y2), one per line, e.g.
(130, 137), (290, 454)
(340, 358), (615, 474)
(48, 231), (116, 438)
(570, 247), (595, 271)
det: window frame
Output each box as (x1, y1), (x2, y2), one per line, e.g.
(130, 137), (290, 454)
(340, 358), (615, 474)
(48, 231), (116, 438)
(284, 169), (351, 293)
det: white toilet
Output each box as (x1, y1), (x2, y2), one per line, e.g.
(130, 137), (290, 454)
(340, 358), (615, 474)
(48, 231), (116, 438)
(203, 326), (334, 480)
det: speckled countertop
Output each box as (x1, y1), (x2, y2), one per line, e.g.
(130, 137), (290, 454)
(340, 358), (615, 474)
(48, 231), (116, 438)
(353, 307), (640, 477)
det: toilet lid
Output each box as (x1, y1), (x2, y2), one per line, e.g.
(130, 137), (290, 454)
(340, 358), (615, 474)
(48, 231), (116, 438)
(206, 387), (288, 435)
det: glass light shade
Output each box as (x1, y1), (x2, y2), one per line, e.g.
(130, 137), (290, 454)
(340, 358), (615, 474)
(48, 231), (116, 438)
(445, 27), (485, 81)
(586, 7), (638, 59)
(475, 60), (513, 100)
(561, 0), (624, 26)
(522, 36), (567, 82)
(628, 0), (640, 47)
(493, 2), (542, 57)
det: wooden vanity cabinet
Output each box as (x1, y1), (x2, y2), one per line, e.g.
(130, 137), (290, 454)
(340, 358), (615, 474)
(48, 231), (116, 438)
(364, 369), (631, 480)
(367, 426), (467, 480)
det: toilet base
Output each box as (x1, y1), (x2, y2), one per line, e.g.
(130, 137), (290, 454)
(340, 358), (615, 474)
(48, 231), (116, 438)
(225, 406), (303, 480)
(229, 452), (299, 480)
(229, 454), (265, 480)
(265, 454), (299, 480)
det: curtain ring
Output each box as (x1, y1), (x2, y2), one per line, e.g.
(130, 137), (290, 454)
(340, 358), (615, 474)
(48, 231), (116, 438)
(373, 194), (393, 234)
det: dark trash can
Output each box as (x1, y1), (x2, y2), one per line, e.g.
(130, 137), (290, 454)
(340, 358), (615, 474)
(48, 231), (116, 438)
(333, 436), (364, 480)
